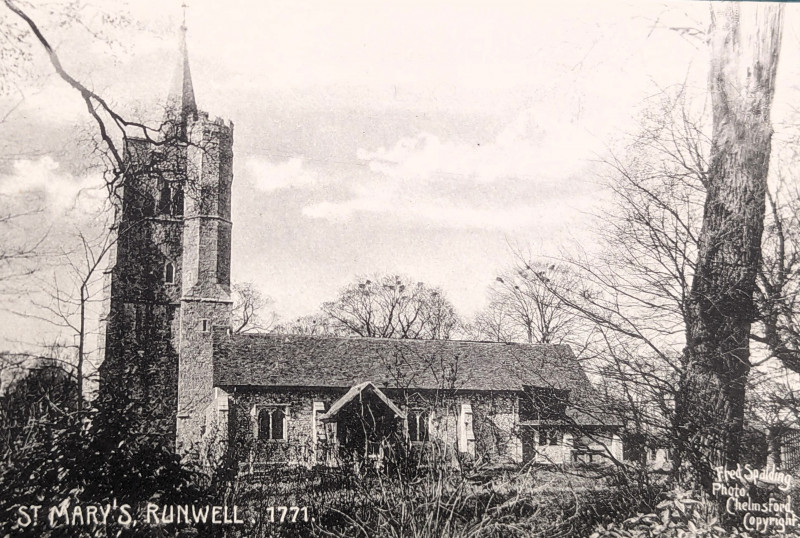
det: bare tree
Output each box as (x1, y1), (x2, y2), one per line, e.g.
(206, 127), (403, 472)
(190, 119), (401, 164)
(493, 88), (708, 467)
(500, 75), (784, 481)
(273, 313), (349, 337)
(320, 274), (461, 340)
(0, 199), (43, 291)
(519, 30), (794, 481)
(465, 299), (519, 343)
(753, 176), (800, 375)
(16, 216), (116, 410)
(231, 282), (277, 334)
(3, 0), (153, 189)
(471, 262), (580, 344)
(0, 199), (48, 383)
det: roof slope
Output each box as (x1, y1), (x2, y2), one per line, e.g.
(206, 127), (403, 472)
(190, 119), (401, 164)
(214, 333), (591, 394)
(318, 381), (406, 423)
(164, 23), (197, 134)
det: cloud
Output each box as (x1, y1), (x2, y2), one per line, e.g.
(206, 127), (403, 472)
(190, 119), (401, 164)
(0, 156), (105, 215)
(245, 156), (320, 192)
(357, 108), (601, 185)
(302, 193), (597, 232)
(303, 108), (603, 230)
(302, 199), (381, 221)
(10, 81), (89, 126)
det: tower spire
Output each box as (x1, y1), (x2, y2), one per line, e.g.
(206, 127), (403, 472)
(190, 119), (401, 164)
(165, 4), (197, 129)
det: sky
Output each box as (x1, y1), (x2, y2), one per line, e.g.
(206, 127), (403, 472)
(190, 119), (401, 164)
(1, 0), (799, 350)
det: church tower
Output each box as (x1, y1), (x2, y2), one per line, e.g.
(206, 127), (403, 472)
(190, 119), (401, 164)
(98, 20), (234, 456)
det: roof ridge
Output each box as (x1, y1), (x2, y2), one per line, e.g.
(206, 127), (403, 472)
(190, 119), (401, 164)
(232, 331), (569, 349)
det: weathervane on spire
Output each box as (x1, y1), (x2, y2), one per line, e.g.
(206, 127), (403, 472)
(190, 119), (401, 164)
(165, 0), (197, 128)
(181, 2), (188, 31)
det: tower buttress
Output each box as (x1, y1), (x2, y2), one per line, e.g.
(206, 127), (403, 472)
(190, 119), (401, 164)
(176, 112), (234, 456)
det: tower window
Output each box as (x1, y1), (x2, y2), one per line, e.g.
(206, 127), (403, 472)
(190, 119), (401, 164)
(200, 319), (210, 332)
(165, 262), (175, 284)
(142, 196), (155, 218)
(172, 186), (184, 216)
(159, 183), (172, 215)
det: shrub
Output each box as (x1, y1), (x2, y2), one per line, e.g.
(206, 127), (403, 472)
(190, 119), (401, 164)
(589, 487), (800, 538)
(0, 380), (213, 537)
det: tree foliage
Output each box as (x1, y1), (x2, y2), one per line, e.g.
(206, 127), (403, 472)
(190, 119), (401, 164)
(0, 361), (78, 465)
(0, 366), (211, 537)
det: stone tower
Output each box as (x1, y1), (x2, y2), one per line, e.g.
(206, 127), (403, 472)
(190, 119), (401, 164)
(98, 22), (233, 456)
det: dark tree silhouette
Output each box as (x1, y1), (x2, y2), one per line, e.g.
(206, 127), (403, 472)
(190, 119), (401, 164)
(676, 3), (784, 488)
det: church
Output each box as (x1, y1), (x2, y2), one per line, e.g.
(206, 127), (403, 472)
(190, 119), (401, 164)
(98, 24), (623, 473)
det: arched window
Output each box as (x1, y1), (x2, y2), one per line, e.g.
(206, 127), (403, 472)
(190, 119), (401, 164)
(271, 407), (285, 440)
(258, 409), (271, 440)
(539, 428), (561, 446)
(258, 407), (286, 441)
(165, 262), (175, 284)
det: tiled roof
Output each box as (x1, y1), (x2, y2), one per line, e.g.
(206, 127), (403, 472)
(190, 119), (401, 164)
(214, 333), (588, 393)
(213, 333), (619, 426)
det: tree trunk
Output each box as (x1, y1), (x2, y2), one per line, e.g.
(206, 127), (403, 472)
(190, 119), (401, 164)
(676, 3), (783, 489)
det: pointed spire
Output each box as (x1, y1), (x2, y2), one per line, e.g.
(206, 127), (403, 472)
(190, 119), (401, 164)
(165, 4), (197, 132)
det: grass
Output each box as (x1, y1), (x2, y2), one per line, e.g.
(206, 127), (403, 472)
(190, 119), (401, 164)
(223, 463), (656, 538)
